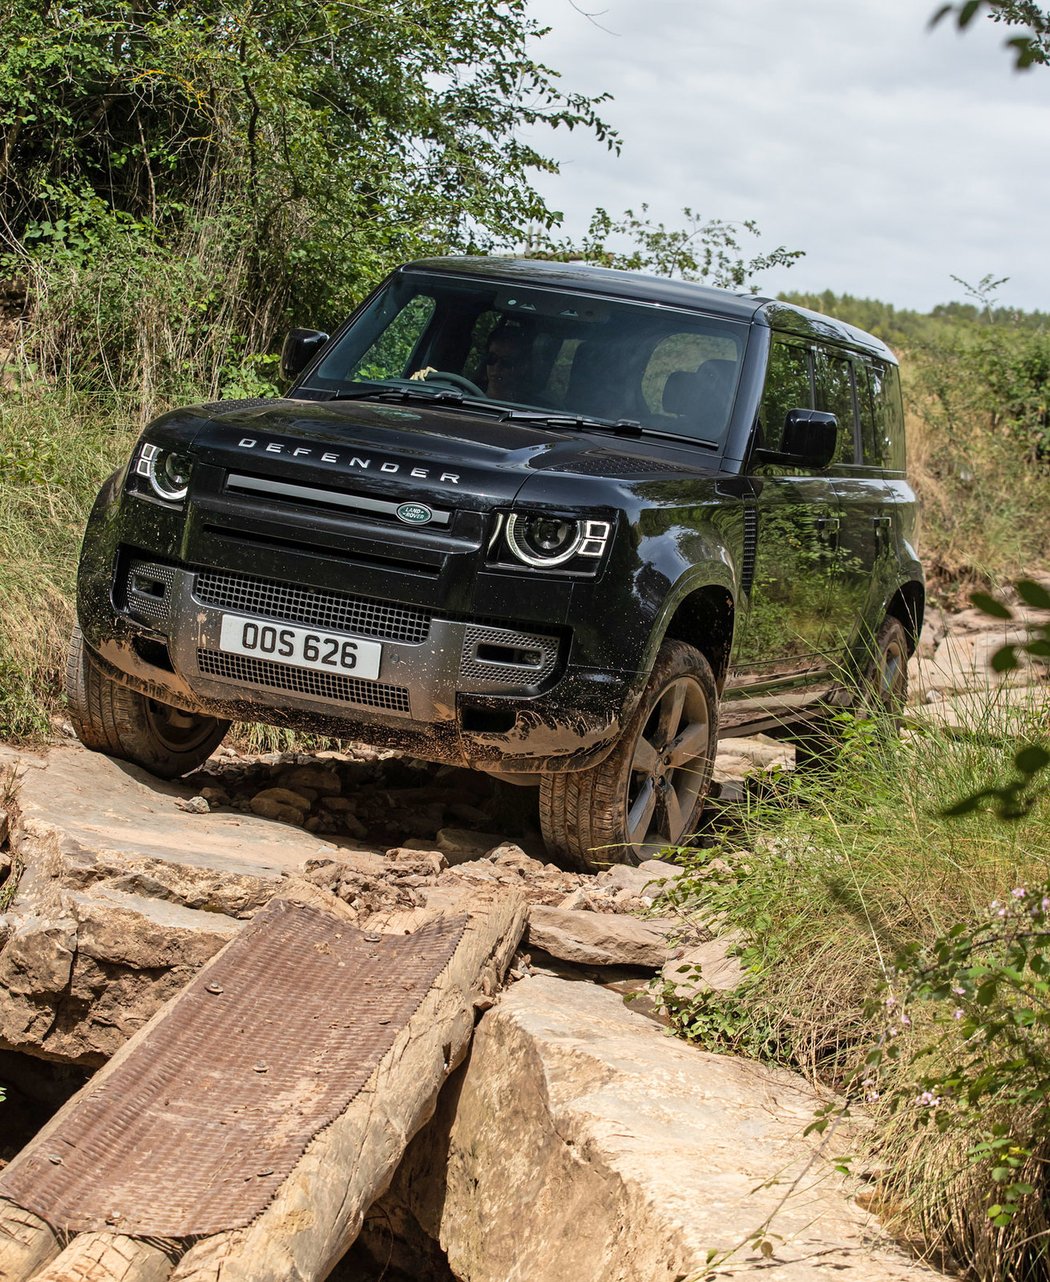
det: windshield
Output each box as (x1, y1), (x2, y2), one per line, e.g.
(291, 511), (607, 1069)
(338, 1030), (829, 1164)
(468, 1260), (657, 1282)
(305, 271), (747, 446)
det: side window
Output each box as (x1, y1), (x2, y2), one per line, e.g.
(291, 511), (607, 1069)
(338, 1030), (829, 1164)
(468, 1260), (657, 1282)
(759, 339), (811, 453)
(856, 364), (882, 467)
(814, 349), (858, 465)
(870, 361), (906, 471)
(347, 295), (436, 382)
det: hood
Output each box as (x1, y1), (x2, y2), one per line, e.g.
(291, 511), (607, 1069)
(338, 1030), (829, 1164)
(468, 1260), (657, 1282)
(164, 397), (717, 513)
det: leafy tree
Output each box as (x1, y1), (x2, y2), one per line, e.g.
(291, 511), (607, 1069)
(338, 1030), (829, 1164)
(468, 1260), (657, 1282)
(932, 1), (1050, 68)
(0, 0), (618, 379)
(527, 204), (803, 291)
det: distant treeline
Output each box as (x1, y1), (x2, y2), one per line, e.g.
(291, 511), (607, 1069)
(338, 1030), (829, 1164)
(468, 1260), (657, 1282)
(778, 289), (1050, 349)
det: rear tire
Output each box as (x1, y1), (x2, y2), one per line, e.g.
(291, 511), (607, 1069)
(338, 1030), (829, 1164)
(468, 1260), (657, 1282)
(539, 639), (718, 871)
(65, 625), (229, 779)
(861, 615), (909, 723)
(791, 614), (910, 771)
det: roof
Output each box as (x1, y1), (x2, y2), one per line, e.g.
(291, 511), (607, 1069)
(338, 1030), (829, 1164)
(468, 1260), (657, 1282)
(400, 256), (896, 362)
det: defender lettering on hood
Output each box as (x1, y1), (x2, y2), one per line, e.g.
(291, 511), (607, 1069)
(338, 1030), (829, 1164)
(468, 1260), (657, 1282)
(235, 437), (461, 484)
(69, 254), (924, 876)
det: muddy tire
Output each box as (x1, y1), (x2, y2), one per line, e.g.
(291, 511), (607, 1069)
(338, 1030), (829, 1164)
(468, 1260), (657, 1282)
(792, 614), (910, 771)
(539, 639), (718, 871)
(861, 615), (909, 723)
(65, 625), (229, 778)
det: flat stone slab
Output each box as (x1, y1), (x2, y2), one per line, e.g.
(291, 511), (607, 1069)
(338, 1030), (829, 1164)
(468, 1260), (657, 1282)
(2, 745), (350, 884)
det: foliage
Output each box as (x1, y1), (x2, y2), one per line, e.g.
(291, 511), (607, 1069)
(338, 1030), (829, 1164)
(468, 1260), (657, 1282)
(945, 579), (1050, 818)
(0, 0), (616, 407)
(0, 390), (140, 739)
(656, 702), (1050, 1277)
(875, 885), (1050, 1234)
(932, 1), (1050, 69)
(528, 204), (803, 291)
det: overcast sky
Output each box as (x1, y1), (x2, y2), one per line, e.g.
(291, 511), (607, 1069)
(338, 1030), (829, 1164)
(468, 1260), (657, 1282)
(522, 0), (1050, 312)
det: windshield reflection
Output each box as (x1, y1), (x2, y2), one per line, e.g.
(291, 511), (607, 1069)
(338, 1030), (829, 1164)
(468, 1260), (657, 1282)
(308, 271), (747, 445)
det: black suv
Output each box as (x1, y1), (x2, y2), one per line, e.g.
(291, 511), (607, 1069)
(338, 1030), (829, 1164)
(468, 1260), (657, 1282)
(68, 257), (924, 868)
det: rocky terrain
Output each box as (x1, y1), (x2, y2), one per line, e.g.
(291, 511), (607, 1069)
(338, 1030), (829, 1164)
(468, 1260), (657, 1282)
(0, 592), (1045, 1280)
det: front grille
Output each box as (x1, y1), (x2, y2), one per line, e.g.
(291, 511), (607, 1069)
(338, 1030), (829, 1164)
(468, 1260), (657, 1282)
(194, 570), (431, 644)
(197, 649), (411, 713)
(459, 624), (560, 690)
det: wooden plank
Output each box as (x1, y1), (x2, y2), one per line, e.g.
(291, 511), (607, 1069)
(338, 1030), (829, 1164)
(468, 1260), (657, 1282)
(0, 1198), (60, 1281)
(170, 884), (525, 1281)
(27, 1234), (171, 1282)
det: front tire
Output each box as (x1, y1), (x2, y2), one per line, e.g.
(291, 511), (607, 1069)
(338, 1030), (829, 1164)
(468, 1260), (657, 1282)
(540, 639), (718, 871)
(65, 625), (229, 779)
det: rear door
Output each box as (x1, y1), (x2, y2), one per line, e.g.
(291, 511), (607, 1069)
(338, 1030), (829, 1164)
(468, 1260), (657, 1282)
(817, 349), (899, 667)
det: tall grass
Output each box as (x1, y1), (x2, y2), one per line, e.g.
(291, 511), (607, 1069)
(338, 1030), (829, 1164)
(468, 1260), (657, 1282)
(662, 701), (1050, 1277)
(902, 356), (1050, 598)
(0, 389), (140, 738)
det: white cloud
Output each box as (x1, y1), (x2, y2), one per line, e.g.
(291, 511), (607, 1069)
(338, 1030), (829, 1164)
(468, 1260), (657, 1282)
(523, 0), (1050, 310)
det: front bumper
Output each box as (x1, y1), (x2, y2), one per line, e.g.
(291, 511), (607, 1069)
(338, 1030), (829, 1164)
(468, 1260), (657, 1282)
(80, 551), (636, 773)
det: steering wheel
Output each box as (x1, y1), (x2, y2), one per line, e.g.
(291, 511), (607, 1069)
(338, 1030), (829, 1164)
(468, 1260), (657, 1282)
(422, 369), (485, 397)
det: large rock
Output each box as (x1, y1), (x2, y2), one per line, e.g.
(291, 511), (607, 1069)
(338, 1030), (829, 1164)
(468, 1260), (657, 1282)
(525, 905), (675, 968)
(377, 977), (944, 1282)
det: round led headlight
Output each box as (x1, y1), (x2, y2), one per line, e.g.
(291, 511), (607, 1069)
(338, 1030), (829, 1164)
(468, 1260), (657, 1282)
(136, 443), (192, 502)
(505, 513), (583, 567)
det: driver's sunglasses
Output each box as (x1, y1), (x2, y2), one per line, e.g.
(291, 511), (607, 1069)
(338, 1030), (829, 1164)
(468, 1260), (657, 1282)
(485, 350), (526, 370)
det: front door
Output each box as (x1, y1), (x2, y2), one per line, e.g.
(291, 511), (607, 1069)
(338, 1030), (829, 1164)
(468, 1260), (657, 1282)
(723, 338), (840, 729)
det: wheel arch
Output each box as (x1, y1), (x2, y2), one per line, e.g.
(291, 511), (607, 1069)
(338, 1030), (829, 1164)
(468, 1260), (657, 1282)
(654, 582), (736, 692)
(885, 578), (925, 654)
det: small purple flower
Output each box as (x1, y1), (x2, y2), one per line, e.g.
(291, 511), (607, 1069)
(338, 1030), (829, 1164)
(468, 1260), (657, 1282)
(916, 1090), (941, 1107)
(1012, 887), (1027, 900)
(953, 1008), (964, 1020)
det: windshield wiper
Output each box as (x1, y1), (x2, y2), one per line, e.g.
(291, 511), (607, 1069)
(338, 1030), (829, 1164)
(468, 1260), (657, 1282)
(324, 386), (499, 413)
(500, 409), (643, 438)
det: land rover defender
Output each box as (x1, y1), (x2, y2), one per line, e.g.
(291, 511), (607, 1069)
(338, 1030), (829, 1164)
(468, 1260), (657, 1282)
(68, 257), (924, 868)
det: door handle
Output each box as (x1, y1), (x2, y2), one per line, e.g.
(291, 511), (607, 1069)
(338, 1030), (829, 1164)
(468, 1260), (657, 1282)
(816, 515), (840, 542)
(872, 514), (892, 550)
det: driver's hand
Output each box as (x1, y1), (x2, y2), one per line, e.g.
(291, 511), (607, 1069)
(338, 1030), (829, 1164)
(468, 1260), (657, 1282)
(409, 367), (438, 381)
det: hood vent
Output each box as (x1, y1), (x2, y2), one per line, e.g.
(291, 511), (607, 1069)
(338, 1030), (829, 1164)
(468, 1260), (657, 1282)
(544, 450), (685, 477)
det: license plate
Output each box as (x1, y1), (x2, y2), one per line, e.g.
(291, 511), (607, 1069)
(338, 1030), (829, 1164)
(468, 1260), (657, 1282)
(218, 614), (382, 681)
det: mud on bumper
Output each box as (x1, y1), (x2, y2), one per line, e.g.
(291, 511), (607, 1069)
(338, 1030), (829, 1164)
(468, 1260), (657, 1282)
(80, 555), (636, 773)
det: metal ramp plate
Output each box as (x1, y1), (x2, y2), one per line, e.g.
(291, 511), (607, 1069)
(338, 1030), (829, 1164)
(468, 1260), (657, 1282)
(0, 899), (467, 1238)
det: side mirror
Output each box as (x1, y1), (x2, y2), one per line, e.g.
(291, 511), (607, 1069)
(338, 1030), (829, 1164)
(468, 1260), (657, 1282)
(753, 409), (837, 470)
(280, 328), (330, 382)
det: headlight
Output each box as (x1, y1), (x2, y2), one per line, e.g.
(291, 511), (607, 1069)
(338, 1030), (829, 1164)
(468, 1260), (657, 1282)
(135, 443), (193, 502)
(501, 513), (612, 569)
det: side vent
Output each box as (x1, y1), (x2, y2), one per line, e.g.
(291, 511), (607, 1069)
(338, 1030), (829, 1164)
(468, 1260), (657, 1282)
(741, 508), (758, 596)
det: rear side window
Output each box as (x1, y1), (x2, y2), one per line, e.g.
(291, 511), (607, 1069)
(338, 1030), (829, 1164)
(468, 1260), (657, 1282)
(813, 350), (858, 465)
(869, 361), (906, 471)
(759, 339), (811, 453)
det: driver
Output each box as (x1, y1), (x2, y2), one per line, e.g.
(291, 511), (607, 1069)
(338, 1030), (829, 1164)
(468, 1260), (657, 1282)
(482, 323), (535, 402)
